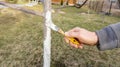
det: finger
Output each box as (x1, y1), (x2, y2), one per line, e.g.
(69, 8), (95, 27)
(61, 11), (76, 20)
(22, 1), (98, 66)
(65, 27), (81, 36)
(78, 45), (83, 49)
(69, 41), (83, 48)
(64, 37), (69, 44)
(69, 42), (78, 48)
(65, 32), (78, 38)
(64, 37), (79, 48)
(78, 44), (84, 49)
(65, 32), (69, 36)
(69, 41), (84, 49)
(68, 27), (81, 32)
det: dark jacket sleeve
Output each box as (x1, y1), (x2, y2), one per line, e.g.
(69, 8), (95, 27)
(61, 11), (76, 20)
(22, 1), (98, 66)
(96, 22), (120, 51)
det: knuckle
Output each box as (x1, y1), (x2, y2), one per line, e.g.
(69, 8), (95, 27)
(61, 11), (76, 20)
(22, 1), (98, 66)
(74, 27), (80, 29)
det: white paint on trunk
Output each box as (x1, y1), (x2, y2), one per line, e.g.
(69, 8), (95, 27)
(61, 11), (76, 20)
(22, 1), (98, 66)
(45, 11), (52, 23)
(43, 26), (51, 67)
(43, 0), (58, 67)
(45, 11), (59, 31)
(43, 3), (52, 67)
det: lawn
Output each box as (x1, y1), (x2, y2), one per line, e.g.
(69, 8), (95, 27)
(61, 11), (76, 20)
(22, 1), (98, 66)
(0, 5), (120, 67)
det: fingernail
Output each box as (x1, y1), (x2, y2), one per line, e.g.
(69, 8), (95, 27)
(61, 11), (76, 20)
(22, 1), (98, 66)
(75, 45), (78, 48)
(79, 46), (83, 49)
(64, 37), (69, 43)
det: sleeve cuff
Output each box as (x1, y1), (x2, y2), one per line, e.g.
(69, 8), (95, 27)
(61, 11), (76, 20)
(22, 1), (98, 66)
(96, 26), (118, 51)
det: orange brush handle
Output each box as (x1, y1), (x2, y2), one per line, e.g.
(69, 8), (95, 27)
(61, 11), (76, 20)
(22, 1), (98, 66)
(67, 37), (80, 46)
(58, 29), (80, 46)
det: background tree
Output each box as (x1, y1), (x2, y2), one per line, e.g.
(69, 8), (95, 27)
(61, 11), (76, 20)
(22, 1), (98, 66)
(118, 0), (120, 8)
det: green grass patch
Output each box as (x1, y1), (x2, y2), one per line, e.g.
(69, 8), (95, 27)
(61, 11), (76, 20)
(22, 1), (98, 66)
(0, 5), (120, 67)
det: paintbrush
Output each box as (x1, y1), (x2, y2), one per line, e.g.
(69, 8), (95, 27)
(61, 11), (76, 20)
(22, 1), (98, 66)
(50, 24), (81, 47)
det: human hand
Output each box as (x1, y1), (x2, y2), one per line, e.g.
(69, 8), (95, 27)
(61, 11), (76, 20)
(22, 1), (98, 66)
(64, 27), (98, 49)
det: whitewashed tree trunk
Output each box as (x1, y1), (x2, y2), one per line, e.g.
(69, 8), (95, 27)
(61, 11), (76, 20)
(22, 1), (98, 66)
(43, 0), (52, 67)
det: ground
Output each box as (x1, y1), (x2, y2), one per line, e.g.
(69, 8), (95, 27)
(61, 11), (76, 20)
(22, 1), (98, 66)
(0, 4), (120, 67)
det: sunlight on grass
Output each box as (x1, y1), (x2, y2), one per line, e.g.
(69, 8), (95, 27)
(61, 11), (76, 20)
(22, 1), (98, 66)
(25, 4), (43, 12)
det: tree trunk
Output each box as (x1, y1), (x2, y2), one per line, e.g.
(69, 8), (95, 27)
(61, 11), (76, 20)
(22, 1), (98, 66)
(66, 0), (69, 5)
(95, 1), (99, 12)
(108, 1), (112, 14)
(61, 0), (63, 5)
(100, 0), (104, 11)
(43, 0), (52, 67)
(118, 0), (120, 8)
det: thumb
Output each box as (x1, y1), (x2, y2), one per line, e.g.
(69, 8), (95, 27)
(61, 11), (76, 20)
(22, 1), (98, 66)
(65, 32), (78, 38)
